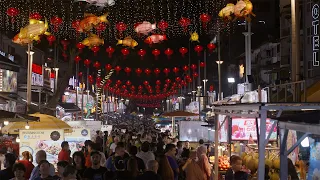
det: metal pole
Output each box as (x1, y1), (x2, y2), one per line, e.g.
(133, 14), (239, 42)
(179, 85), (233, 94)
(26, 44), (34, 112)
(248, 22), (252, 84)
(291, 0), (300, 101)
(198, 59), (201, 88)
(76, 63), (79, 106)
(214, 115), (219, 180)
(257, 109), (267, 180)
(217, 32), (222, 100)
(86, 67), (89, 91)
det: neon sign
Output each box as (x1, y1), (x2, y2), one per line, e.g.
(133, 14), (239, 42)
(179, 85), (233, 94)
(312, 4), (320, 66)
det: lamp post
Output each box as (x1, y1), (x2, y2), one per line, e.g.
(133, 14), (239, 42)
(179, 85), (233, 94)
(26, 47), (34, 112)
(228, 77), (235, 95)
(53, 68), (59, 93)
(216, 32), (223, 101)
(202, 79), (208, 96)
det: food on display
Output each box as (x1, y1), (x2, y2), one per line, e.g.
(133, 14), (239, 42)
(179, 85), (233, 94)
(269, 172), (280, 180)
(218, 155), (230, 171)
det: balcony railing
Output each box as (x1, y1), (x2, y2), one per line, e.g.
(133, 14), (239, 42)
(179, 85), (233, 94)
(266, 80), (306, 102)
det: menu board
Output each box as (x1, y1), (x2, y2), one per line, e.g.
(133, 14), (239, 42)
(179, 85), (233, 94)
(231, 118), (277, 141)
(308, 142), (320, 180)
(19, 130), (64, 167)
(65, 128), (91, 156)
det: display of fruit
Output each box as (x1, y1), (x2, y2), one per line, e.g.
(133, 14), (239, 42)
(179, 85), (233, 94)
(218, 155), (230, 171)
(269, 172), (280, 180)
(272, 158), (280, 169)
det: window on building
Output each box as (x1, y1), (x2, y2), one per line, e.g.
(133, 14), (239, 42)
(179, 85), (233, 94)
(277, 44), (280, 53)
(8, 45), (15, 55)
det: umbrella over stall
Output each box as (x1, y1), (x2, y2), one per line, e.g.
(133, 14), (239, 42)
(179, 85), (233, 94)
(161, 111), (199, 137)
(2, 113), (72, 134)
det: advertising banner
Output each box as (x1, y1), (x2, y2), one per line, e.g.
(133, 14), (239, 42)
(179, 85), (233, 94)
(64, 128), (91, 156)
(308, 142), (320, 180)
(19, 130), (64, 167)
(231, 118), (277, 141)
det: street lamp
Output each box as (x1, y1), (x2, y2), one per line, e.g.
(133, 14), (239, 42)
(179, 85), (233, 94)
(26, 49), (34, 112)
(228, 77), (235, 95)
(53, 68), (59, 93)
(202, 79), (208, 96)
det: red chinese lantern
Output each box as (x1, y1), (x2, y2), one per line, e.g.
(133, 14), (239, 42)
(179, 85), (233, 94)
(116, 80), (122, 85)
(200, 13), (211, 29)
(91, 46), (100, 56)
(126, 80), (132, 86)
(179, 47), (188, 57)
(200, 62), (206, 67)
(194, 45), (203, 56)
(50, 16), (63, 32)
(46, 35), (56, 46)
(71, 20), (81, 36)
(62, 52), (68, 61)
(190, 64), (197, 71)
(96, 23), (107, 36)
(121, 48), (129, 58)
(207, 43), (216, 53)
(74, 56), (81, 63)
(116, 22), (127, 37)
(61, 39), (69, 51)
(106, 46), (115, 58)
(76, 42), (85, 53)
(182, 65), (189, 72)
(6, 7), (19, 22)
(156, 80), (161, 85)
(145, 68), (151, 76)
(89, 77), (94, 84)
(176, 77), (181, 82)
(124, 67), (131, 76)
(105, 64), (112, 71)
(164, 48), (173, 59)
(179, 17), (191, 32)
(209, 85), (214, 92)
(115, 66), (121, 74)
(163, 68), (170, 76)
(137, 49), (146, 60)
(143, 81), (149, 86)
(93, 61), (101, 70)
(96, 77), (102, 84)
(165, 79), (171, 84)
(152, 49), (160, 60)
(193, 72), (198, 77)
(154, 68), (161, 76)
(158, 20), (169, 33)
(84, 59), (91, 67)
(78, 72), (83, 77)
(135, 68), (142, 76)
(173, 67), (179, 75)
(29, 12), (42, 20)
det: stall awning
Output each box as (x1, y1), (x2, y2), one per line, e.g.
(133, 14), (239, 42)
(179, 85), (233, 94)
(0, 110), (39, 122)
(58, 103), (81, 112)
(0, 56), (19, 72)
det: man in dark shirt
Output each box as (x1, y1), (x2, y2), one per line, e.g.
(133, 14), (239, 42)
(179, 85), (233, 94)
(137, 160), (161, 180)
(127, 145), (145, 172)
(83, 151), (110, 180)
(225, 155), (248, 180)
(0, 153), (16, 180)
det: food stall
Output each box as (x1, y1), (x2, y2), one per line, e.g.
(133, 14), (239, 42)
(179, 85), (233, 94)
(212, 103), (320, 180)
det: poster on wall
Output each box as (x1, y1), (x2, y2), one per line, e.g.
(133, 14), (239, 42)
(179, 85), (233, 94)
(19, 130), (64, 167)
(218, 115), (228, 143)
(308, 142), (320, 180)
(65, 128), (90, 156)
(0, 69), (17, 92)
(231, 118), (277, 141)
(179, 121), (214, 142)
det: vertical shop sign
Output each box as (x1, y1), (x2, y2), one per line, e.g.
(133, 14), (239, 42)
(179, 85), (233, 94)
(312, 3), (320, 66)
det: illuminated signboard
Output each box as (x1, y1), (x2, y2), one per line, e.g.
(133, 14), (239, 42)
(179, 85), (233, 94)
(312, 3), (320, 66)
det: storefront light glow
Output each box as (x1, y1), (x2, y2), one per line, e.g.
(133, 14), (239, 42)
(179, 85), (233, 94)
(301, 137), (310, 147)
(16, 136), (20, 143)
(4, 121), (9, 125)
(25, 122), (30, 129)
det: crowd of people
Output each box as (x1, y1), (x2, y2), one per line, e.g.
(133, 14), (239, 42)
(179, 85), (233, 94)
(0, 129), (300, 180)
